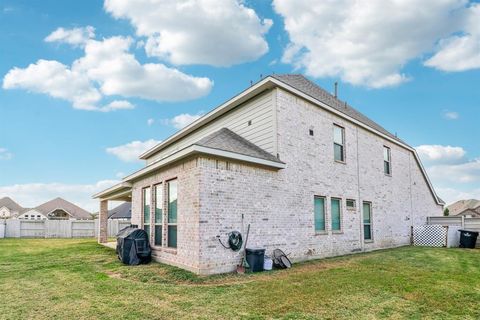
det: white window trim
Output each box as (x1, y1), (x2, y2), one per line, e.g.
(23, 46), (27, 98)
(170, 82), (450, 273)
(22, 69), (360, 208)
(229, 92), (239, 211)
(384, 146), (392, 176)
(333, 124), (346, 163)
(331, 197), (343, 233)
(346, 199), (356, 211)
(314, 195), (327, 234)
(363, 201), (373, 242)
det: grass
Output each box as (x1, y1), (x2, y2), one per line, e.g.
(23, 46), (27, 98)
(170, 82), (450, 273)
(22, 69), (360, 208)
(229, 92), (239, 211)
(0, 239), (479, 319)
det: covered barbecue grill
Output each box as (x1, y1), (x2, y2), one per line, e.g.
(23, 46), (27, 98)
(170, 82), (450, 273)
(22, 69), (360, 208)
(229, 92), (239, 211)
(116, 225), (152, 265)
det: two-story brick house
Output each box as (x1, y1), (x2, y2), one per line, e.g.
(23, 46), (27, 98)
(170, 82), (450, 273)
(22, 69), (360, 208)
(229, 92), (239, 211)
(94, 74), (444, 275)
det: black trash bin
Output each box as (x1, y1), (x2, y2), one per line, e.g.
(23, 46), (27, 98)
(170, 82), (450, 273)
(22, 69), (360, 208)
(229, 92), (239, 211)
(458, 229), (479, 249)
(246, 248), (265, 272)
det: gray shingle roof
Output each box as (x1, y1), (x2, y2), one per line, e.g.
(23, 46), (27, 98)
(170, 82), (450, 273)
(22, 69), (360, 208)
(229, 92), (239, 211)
(194, 128), (283, 164)
(34, 197), (92, 219)
(0, 197), (24, 213)
(271, 74), (406, 145)
(108, 202), (131, 219)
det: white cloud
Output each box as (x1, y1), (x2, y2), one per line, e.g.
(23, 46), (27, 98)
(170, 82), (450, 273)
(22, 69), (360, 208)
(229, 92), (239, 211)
(3, 34), (213, 111)
(104, 0), (272, 66)
(74, 36), (213, 101)
(427, 158), (480, 184)
(99, 100), (135, 112)
(425, 4), (480, 71)
(416, 145), (466, 164)
(436, 187), (480, 205)
(106, 139), (160, 162)
(0, 180), (119, 212)
(417, 145), (480, 204)
(443, 111), (460, 120)
(147, 118), (155, 126)
(273, 0), (470, 88)
(169, 113), (203, 129)
(45, 26), (95, 47)
(0, 148), (13, 160)
(3, 59), (102, 110)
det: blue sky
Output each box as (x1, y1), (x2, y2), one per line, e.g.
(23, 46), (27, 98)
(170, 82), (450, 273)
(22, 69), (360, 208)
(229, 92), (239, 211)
(0, 0), (479, 210)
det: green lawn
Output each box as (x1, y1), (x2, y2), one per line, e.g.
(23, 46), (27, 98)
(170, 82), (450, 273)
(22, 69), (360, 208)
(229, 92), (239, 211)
(0, 239), (479, 319)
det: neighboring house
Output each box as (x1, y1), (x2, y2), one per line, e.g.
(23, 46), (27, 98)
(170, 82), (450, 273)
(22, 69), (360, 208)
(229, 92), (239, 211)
(20, 208), (48, 220)
(0, 197), (25, 219)
(94, 74), (444, 275)
(447, 199), (480, 217)
(14, 197), (92, 220)
(108, 202), (131, 220)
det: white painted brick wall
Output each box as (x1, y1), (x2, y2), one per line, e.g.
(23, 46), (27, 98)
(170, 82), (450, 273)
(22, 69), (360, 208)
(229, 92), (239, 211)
(131, 87), (442, 275)
(131, 158), (202, 273)
(195, 88), (442, 274)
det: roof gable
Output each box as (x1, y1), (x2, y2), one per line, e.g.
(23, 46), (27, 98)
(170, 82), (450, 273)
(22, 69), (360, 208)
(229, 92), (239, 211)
(0, 197), (24, 213)
(34, 197), (92, 219)
(194, 128), (282, 164)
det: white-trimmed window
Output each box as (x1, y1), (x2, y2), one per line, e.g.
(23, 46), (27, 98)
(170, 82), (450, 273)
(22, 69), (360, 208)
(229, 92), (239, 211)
(363, 202), (373, 241)
(384, 146), (391, 175)
(167, 179), (178, 248)
(331, 198), (342, 231)
(142, 187), (151, 242)
(314, 196), (326, 232)
(334, 125), (345, 162)
(346, 199), (356, 210)
(153, 183), (163, 246)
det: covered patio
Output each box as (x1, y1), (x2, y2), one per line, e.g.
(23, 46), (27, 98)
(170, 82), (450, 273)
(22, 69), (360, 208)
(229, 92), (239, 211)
(92, 182), (132, 244)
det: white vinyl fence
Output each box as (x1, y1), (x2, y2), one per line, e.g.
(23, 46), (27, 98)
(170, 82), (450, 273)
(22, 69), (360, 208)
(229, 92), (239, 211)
(427, 216), (480, 247)
(0, 219), (130, 239)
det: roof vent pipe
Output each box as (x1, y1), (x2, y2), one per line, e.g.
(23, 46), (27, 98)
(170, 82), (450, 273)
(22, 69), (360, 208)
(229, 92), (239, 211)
(334, 82), (338, 98)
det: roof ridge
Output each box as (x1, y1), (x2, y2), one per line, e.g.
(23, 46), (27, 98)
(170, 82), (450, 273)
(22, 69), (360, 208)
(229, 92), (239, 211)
(270, 74), (406, 146)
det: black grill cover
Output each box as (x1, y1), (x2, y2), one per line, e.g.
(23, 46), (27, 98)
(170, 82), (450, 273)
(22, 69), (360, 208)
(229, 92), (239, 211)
(116, 225), (152, 265)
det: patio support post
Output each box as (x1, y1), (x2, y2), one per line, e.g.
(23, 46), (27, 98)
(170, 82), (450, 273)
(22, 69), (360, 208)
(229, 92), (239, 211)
(98, 200), (108, 243)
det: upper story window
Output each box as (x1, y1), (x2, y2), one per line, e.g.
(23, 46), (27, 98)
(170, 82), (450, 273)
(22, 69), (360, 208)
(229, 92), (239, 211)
(333, 125), (345, 162)
(384, 146), (391, 175)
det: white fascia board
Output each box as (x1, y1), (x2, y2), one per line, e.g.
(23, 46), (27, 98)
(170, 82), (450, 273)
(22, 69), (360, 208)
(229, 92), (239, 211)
(126, 145), (198, 181)
(193, 145), (286, 169)
(139, 77), (275, 160)
(411, 150), (445, 205)
(101, 189), (133, 201)
(125, 145), (285, 183)
(92, 182), (132, 199)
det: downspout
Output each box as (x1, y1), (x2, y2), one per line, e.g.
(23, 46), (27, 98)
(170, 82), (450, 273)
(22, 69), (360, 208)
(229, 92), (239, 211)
(408, 154), (414, 233)
(356, 127), (364, 251)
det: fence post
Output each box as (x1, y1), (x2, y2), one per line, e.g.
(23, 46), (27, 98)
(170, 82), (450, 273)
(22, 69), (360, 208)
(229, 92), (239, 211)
(461, 216), (465, 229)
(444, 225), (449, 247)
